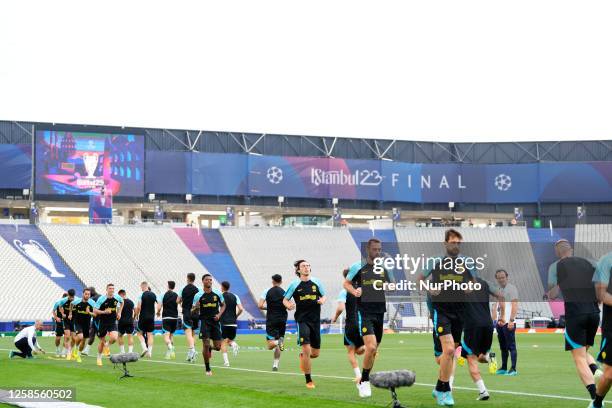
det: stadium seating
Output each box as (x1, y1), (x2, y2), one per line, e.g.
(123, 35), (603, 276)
(220, 227), (362, 318)
(175, 228), (262, 318)
(575, 224), (612, 261)
(8, 223), (610, 324)
(0, 225), (83, 293)
(394, 227), (552, 318)
(40, 224), (150, 299)
(38, 224), (256, 318)
(0, 230), (64, 320)
(39, 225), (221, 309)
(105, 225), (216, 297)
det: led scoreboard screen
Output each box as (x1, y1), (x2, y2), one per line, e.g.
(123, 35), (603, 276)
(35, 128), (144, 197)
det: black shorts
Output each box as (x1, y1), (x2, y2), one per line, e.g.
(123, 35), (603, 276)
(343, 320), (364, 348)
(297, 320), (321, 349)
(182, 312), (198, 330)
(199, 318), (222, 341)
(265, 321), (286, 341)
(162, 319), (178, 334)
(566, 313), (599, 351)
(358, 311), (384, 344)
(433, 330), (443, 357)
(97, 321), (118, 337)
(62, 318), (74, 333)
(598, 331), (612, 365)
(74, 319), (91, 335)
(118, 321), (135, 336)
(433, 308), (463, 344)
(137, 318), (155, 333)
(462, 326), (493, 357)
(54, 320), (64, 337)
(89, 320), (99, 340)
(222, 325), (237, 340)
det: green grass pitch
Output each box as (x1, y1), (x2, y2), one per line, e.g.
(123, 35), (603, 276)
(0, 333), (602, 407)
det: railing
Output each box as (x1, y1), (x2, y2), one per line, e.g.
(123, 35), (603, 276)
(395, 222), (526, 229)
(0, 218), (29, 225)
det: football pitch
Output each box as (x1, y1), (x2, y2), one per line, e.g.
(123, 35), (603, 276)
(0, 333), (602, 407)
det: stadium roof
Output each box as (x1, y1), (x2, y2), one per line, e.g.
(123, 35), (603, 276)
(2, 2), (612, 144)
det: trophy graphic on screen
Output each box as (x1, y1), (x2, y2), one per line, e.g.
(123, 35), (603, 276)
(82, 152), (99, 178)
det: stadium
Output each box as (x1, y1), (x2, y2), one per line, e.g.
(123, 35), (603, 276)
(0, 118), (611, 408)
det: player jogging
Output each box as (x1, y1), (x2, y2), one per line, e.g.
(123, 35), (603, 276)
(71, 288), (97, 363)
(344, 238), (387, 398)
(332, 268), (365, 382)
(589, 250), (612, 408)
(258, 274), (288, 371)
(547, 239), (602, 401)
(93, 283), (123, 366)
(52, 293), (68, 357)
(427, 293), (458, 390)
(220, 281), (244, 367)
(58, 289), (76, 360)
(178, 272), (200, 362)
(283, 259), (326, 389)
(117, 289), (135, 354)
(83, 287), (100, 357)
(136, 281), (158, 358)
(192, 274), (226, 376)
(418, 229), (477, 406)
(158, 280), (179, 359)
(462, 277), (504, 401)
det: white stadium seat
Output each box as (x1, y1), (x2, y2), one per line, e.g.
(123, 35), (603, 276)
(0, 235), (64, 320)
(221, 227), (362, 318)
(38, 224), (233, 316)
(394, 227), (552, 318)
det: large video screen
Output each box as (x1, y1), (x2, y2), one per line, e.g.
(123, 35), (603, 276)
(35, 129), (144, 196)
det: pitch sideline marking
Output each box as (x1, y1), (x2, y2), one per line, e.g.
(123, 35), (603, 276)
(138, 357), (596, 403)
(1, 348), (600, 404)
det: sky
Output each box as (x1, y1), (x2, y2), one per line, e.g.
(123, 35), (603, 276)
(1, 1), (612, 143)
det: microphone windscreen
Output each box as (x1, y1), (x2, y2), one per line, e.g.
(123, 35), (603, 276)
(370, 370), (416, 389)
(109, 352), (140, 364)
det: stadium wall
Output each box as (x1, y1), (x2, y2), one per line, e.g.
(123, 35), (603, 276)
(0, 120), (611, 227)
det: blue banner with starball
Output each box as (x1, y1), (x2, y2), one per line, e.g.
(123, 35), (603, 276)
(0, 144), (32, 189)
(2, 142), (609, 203)
(144, 151), (611, 203)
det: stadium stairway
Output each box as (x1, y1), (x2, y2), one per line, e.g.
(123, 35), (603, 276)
(349, 229), (415, 317)
(174, 228), (262, 318)
(0, 225), (84, 293)
(527, 228), (575, 319)
(174, 226), (212, 254)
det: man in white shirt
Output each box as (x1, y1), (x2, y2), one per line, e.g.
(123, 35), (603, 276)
(9, 320), (45, 359)
(493, 269), (519, 376)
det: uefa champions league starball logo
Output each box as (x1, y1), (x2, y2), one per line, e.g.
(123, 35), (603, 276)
(267, 166), (283, 184)
(494, 174), (512, 191)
